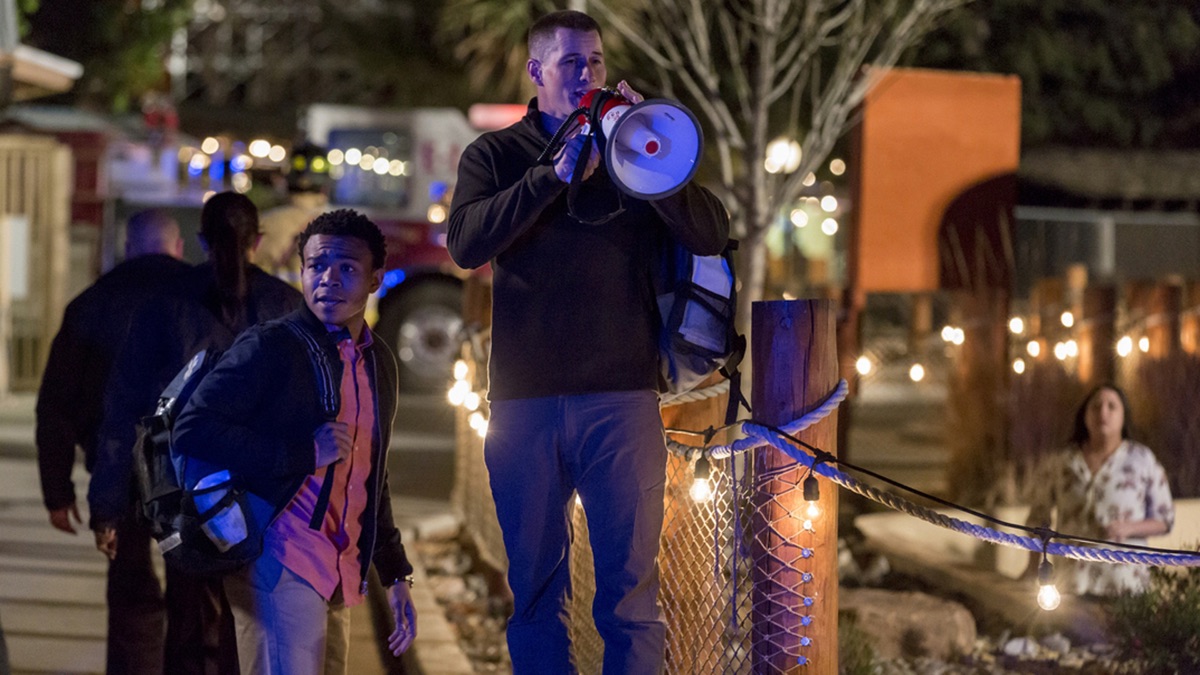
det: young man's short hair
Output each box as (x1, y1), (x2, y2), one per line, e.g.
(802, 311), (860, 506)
(299, 209), (387, 269)
(528, 10), (602, 59)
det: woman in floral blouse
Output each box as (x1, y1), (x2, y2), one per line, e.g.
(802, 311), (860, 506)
(1027, 384), (1175, 596)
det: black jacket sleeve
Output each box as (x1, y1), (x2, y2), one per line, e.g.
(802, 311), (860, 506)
(172, 327), (317, 481)
(35, 304), (87, 511)
(88, 301), (186, 529)
(447, 141), (565, 269)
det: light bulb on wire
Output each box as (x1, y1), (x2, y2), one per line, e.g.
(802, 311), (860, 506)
(1037, 559), (1061, 611)
(803, 474), (821, 518)
(453, 359), (468, 381)
(690, 455), (714, 503)
(909, 363), (925, 382)
(1117, 336), (1133, 357)
(447, 380), (469, 406)
(463, 391), (481, 411)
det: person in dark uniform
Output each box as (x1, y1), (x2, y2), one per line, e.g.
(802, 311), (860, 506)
(36, 209), (188, 675)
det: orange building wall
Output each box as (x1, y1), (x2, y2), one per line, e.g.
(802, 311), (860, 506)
(853, 68), (1021, 293)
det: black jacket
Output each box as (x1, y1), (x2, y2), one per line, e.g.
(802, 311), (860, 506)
(172, 306), (413, 586)
(447, 98), (729, 400)
(89, 264), (302, 528)
(35, 254), (190, 511)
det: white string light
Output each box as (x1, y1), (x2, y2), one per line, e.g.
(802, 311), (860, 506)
(447, 380), (469, 406)
(1060, 311), (1074, 328)
(1036, 558), (1061, 611)
(1117, 336), (1133, 357)
(1008, 317), (1025, 334)
(908, 363), (925, 382)
(855, 356), (872, 376)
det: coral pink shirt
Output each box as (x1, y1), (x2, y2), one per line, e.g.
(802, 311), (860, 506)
(266, 328), (376, 606)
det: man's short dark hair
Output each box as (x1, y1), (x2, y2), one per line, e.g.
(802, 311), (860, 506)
(299, 209), (387, 269)
(528, 10), (602, 60)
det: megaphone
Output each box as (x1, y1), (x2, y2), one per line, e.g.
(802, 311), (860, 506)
(577, 88), (704, 200)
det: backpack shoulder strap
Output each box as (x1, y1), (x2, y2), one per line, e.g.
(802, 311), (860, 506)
(282, 319), (343, 530)
(282, 320), (339, 419)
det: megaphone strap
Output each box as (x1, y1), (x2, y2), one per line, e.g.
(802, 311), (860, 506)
(566, 132), (626, 226)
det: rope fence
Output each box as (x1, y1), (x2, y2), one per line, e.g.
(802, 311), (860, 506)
(448, 292), (1200, 673)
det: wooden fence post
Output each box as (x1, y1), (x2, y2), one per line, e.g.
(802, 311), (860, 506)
(1079, 285), (1116, 388)
(751, 299), (839, 674)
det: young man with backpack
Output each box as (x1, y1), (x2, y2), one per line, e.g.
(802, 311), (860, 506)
(447, 10), (729, 672)
(172, 209), (416, 674)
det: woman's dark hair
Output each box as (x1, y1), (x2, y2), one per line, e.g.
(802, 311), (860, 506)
(200, 192), (260, 327)
(1070, 383), (1132, 445)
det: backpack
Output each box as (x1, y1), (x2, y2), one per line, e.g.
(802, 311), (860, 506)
(131, 348), (260, 576)
(655, 238), (748, 421)
(131, 321), (337, 576)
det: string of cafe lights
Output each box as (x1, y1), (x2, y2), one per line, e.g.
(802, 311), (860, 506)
(851, 302), (1199, 383)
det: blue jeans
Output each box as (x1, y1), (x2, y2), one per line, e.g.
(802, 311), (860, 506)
(486, 390), (667, 675)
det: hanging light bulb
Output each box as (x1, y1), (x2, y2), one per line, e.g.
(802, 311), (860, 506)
(909, 363), (925, 382)
(1009, 317), (1025, 335)
(803, 474), (821, 518)
(1037, 559), (1061, 611)
(690, 455), (714, 503)
(1060, 311), (1075, 328)
(1116, 335), (1133, 357)
(1138, 336), (1150, 353)
(463, 391), (482, 412)
(447, 380), (470, 406)
(855, 356), (872, 376)
(453, 359), (469, 381)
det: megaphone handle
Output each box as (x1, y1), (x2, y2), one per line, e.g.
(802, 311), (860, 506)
(536, 107), (589, 165)
(566, 132), (594, 208)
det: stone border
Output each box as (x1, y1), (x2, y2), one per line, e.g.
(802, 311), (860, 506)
(399, 513), (475, 675)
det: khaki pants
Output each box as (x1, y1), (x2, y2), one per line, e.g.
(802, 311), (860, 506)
(223, 555), (350, 675)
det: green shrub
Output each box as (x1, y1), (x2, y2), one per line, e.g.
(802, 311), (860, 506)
(839, 612), (878, 675)
(1110, 563), (1200, 674)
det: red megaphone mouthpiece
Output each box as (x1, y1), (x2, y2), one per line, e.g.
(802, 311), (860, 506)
(576, 88), (632, 125)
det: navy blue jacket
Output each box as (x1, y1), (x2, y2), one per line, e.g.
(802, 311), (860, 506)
(172, 306), (413, 587)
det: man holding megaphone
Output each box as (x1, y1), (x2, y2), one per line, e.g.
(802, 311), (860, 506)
(448, 10), (729, 674)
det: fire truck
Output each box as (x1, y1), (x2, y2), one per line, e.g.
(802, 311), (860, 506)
(301, 103), (520, 391)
